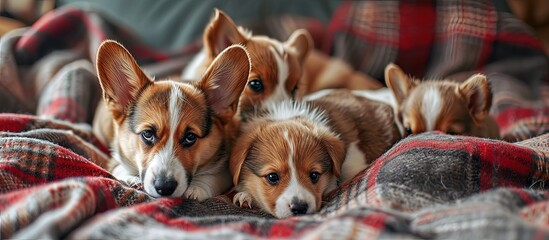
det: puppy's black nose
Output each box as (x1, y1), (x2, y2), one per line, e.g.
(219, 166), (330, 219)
(153, 178), (177, 196)
(290, 201), (308, 215)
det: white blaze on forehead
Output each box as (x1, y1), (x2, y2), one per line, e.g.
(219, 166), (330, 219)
(421, 86), (442, 131)
(159, 81), (182, 164)
(265, 45), (290, 103)
(143, 82), (188, 198)
(274, 130), (316, 218)
(169, 82), (182, 133)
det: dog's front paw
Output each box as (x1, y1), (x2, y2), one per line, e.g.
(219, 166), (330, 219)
(233, 192), (254, 208)
(184, 186), (211, 201)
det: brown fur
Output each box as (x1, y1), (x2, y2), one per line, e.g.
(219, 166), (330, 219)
(183, 9), (382, 120)
(308, 90), (402, 167)
(302, 50), (383, 92)
(231, 122), (339, 215)
(93, 40), (251, 200)
(183, 9), (310, 120)
(385, 63), (500, 138)
(237, 37), (306, 118)
(229, 89), (400, 217)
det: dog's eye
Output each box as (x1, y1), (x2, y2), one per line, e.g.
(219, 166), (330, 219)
(265, 173), (279, 185)
(248, 79), (264, 93)
(310, 172), (320, 183)
(405, 127), (412, 135)
(181, 132), (197, 147)
(141, 130), (156, 145)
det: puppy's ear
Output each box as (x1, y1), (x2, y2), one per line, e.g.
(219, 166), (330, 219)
(198, 45), (251, 124)
(285, 29), (313, 64)
(385, 63), (415, 106)
(229, 131), (256, 186)
(318, 130), (345, 178)
(204, 9), (248, 58)
(96, 40), (152, 122)
(285, 29), (313, 99)
(459, 74), (492, 124)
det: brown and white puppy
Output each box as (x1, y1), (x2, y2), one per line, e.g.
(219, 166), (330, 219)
(229, 90), (400, 218)
(94, 40), (250, 200)
(385, 63), (499, 138)
(182, 9), (311, 120)
(182, 9), (382, 120)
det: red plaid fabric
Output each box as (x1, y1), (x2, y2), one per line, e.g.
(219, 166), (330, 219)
(323, 1), (547, 81)
(14, 6), (172, 66)
(2, 1), (549, 239)
(320, 1), (549, 142)
(0, 6), (199, 123)
(2, 114), (549, 239)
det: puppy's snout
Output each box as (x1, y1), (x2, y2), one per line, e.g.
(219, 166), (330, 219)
(153, 178), (178, 196)
(290, 200), (309, 215)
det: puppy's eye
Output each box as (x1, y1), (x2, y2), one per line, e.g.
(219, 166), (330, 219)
(310, 172), (320, 183)
(265, 173), (279, 185)
(181, 132), (197, 147)
(248, 79), (264, 93)
(405, 127), (412, 135)
(141, 129), (156, 145)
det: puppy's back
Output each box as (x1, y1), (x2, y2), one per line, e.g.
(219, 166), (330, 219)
(308, 89), (401, 165)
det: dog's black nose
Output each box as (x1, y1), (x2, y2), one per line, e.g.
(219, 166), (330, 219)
(153, 178), (177, 196)
(290, 201), (309, 215)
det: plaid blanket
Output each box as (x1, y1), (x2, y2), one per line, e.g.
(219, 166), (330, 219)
(2, 1), (549, 239)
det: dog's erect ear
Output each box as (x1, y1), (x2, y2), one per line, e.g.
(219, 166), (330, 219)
(204, 9), (248, 58)
(96, 40), (152, 122)
(285, 29), (313, 64)
(198, 45), (251, 124)
(385, 63), (415, 106)
(285, 29), (314, 100)
(317, 130), (345, 178)
(459, 74), (492, 124)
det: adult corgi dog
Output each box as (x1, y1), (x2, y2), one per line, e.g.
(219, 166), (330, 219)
(385, 63), (499, 138)
(182, 9), (382, 120)
(94, 40), (251, 200)
(229, 89), (401, 218)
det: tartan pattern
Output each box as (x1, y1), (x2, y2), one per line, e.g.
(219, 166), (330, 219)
(2, 115), (549, 239)
(325, 1), (402, 79)
(428, 1), (497, 78)
(36, 60), (102, 124)
(324, 1), (547, 81)
(1, 1), (549, 239)
(320, 0), (549, 141)
(322, 133), (549, 213)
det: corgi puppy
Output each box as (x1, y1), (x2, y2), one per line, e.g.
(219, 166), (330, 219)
(385, 63), (499, 138)
(229, 89), (400, 218)
(182, 9), (382, 120)
(94, 40), (251, 200)
(182, 9), (311, 120)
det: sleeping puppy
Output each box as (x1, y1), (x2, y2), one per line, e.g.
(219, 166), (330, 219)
(229, 89), (401, 218)
(385, 63), (499, 138)
(93, 40), (251, 200)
